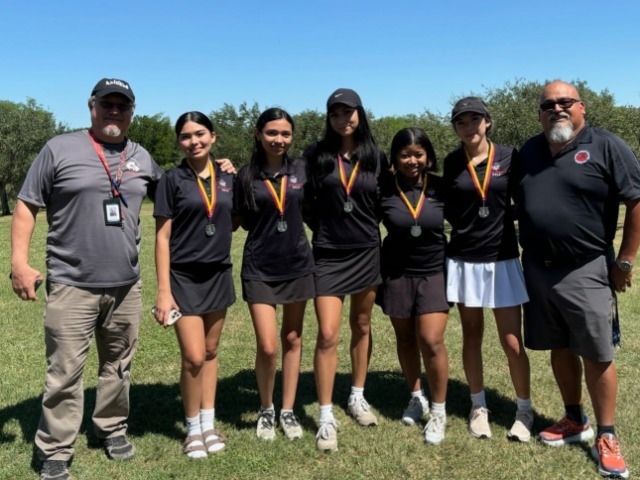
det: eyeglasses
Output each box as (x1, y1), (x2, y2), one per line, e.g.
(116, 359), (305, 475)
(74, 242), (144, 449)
(539, 98), (581, 112)
(97, 101), (133, 113)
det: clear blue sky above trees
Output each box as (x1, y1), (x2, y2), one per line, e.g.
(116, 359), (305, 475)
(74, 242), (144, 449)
(1, 0), (639, 129)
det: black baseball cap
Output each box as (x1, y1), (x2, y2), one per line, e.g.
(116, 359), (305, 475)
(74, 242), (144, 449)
(326, 88), (362, 110)
(91, 78), (135, 102)
(451, 96), (489, 121)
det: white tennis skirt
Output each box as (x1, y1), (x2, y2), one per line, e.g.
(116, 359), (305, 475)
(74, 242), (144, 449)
(446, 258), (529, 308)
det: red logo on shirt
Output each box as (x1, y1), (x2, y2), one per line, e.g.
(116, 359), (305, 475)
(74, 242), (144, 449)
(574, 150), (590, 164)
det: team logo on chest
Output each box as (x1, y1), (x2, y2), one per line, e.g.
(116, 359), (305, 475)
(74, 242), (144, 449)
(218, 177), (232, 192)
(124, 158), (140, 172)
(491, 163), (505, 177)
(574, 150), (590, 164)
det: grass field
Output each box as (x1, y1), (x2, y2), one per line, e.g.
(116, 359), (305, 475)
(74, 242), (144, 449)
(1, 203), (638, 479)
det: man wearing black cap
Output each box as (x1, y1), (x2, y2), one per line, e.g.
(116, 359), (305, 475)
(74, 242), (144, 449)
(11, 78), (163, 480)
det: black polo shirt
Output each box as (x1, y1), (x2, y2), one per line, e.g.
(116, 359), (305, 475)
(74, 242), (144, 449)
(443, 144), (519, 262)
(304, 143), (388, 249)
(380, 172), (446, 277)
(515, 124), (640, 265)
(234, 158), (314, 281)
(154, 159), (234, 266)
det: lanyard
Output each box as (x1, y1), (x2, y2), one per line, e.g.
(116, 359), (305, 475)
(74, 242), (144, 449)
(395, 174), (427, 223)
(464, 141), (495, 203)
(263, 175), (288, 218)
(88, 131), (129, 208)
(187, 159), (216, 222)
(337, 155), (360, 198)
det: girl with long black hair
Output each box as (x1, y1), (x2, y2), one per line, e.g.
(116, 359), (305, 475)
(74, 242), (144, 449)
(235, 108), (315, 441)
(304, 88), (388, 452)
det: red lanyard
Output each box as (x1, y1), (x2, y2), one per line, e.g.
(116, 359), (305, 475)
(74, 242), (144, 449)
(88, 131), (129, 208)
(186, 159), (217, 222)
(338, 155), (360, 199)
(263, 175), (287, 218)
(395, 174), (427, 223)
(464, 142), (495, 204)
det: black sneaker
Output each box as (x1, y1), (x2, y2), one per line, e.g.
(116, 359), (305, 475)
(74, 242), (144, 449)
(102, 435), (135, 461)
(40, 460), (70, 480)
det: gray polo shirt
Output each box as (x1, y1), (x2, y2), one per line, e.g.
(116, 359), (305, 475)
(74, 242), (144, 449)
(18, 130), (163, 287)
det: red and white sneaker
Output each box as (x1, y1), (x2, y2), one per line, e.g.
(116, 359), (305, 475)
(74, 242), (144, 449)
(538, 416), (594, 446)
(591, 433), (629, 479)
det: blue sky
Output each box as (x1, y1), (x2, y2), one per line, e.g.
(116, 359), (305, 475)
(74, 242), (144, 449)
(2, 0), (639, 129)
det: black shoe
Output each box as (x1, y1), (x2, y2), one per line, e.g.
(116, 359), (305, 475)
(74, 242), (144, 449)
(40, 460), (70, 480)
(102, 435), (135, 461)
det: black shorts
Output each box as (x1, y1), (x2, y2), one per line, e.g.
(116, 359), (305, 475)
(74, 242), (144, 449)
(170, 263), (236, 315)
(522, 253), (616, 362)
(242, 274), (315, 304)
(377, 272), (450, 318)
(313, 246), (382, 296)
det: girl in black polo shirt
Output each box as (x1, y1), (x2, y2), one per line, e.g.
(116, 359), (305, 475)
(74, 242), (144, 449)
(379, 128), (450, 444)
(304, 88), (388, 452)
(153, 112), (236, 458)
(443, 97), (532, 442)
(235, 108), (315, 442)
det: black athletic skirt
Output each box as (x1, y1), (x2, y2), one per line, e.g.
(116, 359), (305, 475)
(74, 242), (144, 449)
(242, 273), (315, 304)
(170, 263), (236, 315)
(313, 246), (382, 296)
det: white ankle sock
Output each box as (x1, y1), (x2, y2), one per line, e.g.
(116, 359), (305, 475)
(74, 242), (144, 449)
(431, 402), (446, 416)
(319, 404), (334, 423)
(470, 390), (487, 409)
(516, 397), (532, 411)
(186, 414), (202, 437)
(200, 408), (215, 432)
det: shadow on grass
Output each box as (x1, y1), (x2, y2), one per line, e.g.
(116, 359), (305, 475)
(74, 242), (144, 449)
(0, 368), (559, 454)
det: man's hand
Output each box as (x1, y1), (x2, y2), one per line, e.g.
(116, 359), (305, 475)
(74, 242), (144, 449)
(11, 265), (44, 301)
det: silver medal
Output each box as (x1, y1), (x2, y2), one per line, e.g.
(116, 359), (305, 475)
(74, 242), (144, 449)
(410, 225), (422, 237)
(205, 223), (216, 237)
(344, 200), (354, 213)
(478, 206), (490, 218)
(277, 219), (288, 233)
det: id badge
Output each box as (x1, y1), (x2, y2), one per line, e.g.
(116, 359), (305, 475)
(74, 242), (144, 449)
(103, 198), (122, 226)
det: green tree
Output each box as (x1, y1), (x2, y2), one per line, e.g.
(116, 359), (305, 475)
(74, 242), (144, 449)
(480, 78), (545, 149)
(291, 109), (325, 157)
(371, 115), (416, 155)
(127, 113), (178, 170)
(210, 102), (261, 166)
(0, 99), (62, 215)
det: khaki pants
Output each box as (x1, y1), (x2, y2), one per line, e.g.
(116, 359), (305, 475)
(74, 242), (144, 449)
(36, 281), (142, 461)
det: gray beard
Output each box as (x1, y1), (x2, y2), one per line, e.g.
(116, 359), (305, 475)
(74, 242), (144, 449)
(548, 123), (574, 144)
(102, 125), (122, 138)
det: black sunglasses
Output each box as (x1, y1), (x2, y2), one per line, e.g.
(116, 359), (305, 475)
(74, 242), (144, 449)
(97, 101), (133, 112)
(539, 98), (581, 112)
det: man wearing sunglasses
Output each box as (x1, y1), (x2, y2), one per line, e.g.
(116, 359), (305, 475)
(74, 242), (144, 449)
(11, 78), (163, 480)
(514, 81), (640, 479)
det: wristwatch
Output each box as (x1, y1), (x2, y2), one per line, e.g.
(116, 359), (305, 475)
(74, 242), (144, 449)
(615, 258), (633, 272)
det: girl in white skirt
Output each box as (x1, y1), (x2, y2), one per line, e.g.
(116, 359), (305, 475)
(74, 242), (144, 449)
(443, 97), (533, 442)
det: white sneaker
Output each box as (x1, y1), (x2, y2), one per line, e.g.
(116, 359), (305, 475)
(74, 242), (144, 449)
(279, 411), (303, 440)
(423, 413), (447, 445)
(256, 408), (276, 440)
(347, 396), (378, 426)
(507, 409), (534, 443)
(402, 396), (429, 426)
(316, 419), (339, 452)
(468, 407), (492, 439)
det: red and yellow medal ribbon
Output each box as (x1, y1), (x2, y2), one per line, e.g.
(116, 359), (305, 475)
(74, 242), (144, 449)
(263, 175), (288, 217)
(395, 174), (427, 222)
(338, 155), (360, 198)
(187, 159), (216, 221)
(464, 142), (495, 203)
